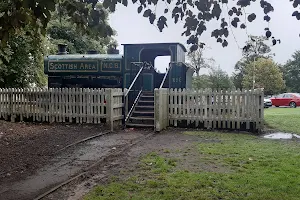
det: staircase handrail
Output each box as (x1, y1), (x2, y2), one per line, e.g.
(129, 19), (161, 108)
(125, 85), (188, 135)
(125, 89), (142, 122)
(125, 66), (144, 97)
(124, 62), (145, 124)
(159, 63), (172, 89)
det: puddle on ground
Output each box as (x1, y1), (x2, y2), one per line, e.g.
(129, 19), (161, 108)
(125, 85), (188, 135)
(263, 132), (300, 139)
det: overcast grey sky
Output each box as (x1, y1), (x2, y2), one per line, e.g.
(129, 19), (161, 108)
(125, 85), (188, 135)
(108, 1), (300, 74)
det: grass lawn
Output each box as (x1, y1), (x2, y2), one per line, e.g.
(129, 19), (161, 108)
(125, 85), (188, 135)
(84, 131), (300, 200)
(264, 108), (300, 134)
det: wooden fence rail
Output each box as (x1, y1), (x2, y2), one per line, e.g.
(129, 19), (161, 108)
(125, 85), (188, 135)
(155, 88), (264, 132)
(0, 88), (123, 130)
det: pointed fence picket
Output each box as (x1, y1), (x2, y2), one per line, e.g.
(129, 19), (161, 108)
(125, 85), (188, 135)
(0, 88), (124, 130)
(155, 88), (264, 132)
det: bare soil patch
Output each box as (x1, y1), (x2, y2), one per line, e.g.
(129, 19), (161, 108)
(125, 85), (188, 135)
(0, 125), (233, 200)
(0, 120), (109, 183)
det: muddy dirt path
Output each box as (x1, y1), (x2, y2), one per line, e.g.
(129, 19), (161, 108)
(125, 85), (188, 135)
(0, 121), (109, 183)
(0, 122), (151, 200)
(45, 129), (222, 200)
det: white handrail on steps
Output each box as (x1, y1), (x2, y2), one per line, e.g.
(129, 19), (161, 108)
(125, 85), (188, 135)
(159, 63), (172, 89)
(125, 66), (144, 97)
(125, 89), (142, 122)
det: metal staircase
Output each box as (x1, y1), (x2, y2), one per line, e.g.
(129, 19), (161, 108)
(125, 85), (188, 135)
(124, 61), (172, 129)
(126, 92), (154, 128)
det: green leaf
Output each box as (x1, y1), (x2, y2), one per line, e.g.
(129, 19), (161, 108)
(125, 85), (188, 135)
(109, 3), (116, 12)
(143, 9), (151, 17)
(149, 13), (156, 24)
(183, 3), (187, 11)
(190, 44), (198, 52)
(103, 0), (110, 8)
(174, 14), (179, 23)
(138, 6), (143, 13)
(151, 0), (158, 5)
(122, 0), (128, 6)
(212, 3), (221, 20)
(157, 16), (167, 32)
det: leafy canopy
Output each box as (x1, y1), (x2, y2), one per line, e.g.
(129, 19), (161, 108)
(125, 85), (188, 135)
(1, 0), (300, 52)
(0, 26), (46, 88)
(0, 0), (114, 46)
(0, 1), (116, 88)
(281, 50), (300, 93)
(110, 0), (294, 52)
(193, 66), (233, 90)
(46, 4), (117, 55)
(242, 58), (285, 95)
(232, 35), (273, 89)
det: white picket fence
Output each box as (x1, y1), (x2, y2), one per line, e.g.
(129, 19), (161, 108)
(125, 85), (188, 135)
(155, 88), (264, 132)
(0, 88), (124, 130)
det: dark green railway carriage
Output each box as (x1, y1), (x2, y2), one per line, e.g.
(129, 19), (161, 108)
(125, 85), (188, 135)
(44, 53), (124, 88)
(44, 43), (194, 91)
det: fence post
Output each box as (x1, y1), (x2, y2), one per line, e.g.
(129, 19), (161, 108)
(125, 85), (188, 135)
(124, 88), (128, 122)
(162, 88), (169, 130)
(259, 88), (264, 132)
(154, 88), (160, 132)
(106, 88), (114, 131)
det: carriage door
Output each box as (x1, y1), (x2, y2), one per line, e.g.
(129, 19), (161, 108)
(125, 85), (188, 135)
(142, 73), (153, 92)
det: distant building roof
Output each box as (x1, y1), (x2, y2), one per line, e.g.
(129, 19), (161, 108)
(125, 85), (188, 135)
(121, 43), (187, 52)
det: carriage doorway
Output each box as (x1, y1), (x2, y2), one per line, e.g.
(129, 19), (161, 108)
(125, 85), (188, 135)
(139, 48), (172, 92)
(154, 56), (171, 73)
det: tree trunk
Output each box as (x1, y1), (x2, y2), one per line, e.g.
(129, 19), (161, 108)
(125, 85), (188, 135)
(195, 68), (200, 77)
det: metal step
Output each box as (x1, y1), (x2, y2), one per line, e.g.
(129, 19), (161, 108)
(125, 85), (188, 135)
(129, 116), (154, 120)
(135, 105), (154, 109)
(138, 100), (154, 103)
(141, 95), (154, 98)
(133, 111), (154, 114)
(126, 123), (154, 128)
(125, 91), (155, 128)
(142, 93), (154, 96)
(128, 116), (154, 126)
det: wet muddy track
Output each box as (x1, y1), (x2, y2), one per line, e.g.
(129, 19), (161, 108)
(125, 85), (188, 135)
(0, 125), (154, 200)
(44, 129), (217, 200)
(35, 130), (155, 200)
(0, 122), (110, 183)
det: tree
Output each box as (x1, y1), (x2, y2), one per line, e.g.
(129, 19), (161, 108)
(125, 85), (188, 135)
(192, 66), (233, 90)
(0, 27), (46, 88)
(242, 36), (272, 59)
(186, 44), (215, 76)
(232, 35), (273, 89)
(1, 0), (297, 52)
(192, 74), (211, 89)
(209, 66), (234, 90)
(281, 50), (300, 92)
(46, 6), (117, 55)
(242, 58), (285, 95)
(0, 2), (116, 88)
(0, 0), (115, 65)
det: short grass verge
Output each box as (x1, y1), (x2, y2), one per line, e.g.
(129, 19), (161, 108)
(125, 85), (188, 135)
(84, 131), (300, 200)
(264, 108), (300, 133)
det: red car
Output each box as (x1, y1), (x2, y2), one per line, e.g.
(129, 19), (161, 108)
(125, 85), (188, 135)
(270, 93), (300, 108)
